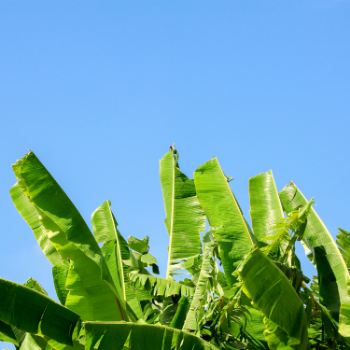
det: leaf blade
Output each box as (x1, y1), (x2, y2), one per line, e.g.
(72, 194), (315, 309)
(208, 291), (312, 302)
(160, 150), (206, 279)
(194, 157), (255, 285)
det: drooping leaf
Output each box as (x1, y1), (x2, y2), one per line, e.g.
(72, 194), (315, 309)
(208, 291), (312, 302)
(160, 150), (206, 279)
(194, 157), (255, 285)
(130, 273), (195, 298)
(84, 322), (219, 350)
(0, 278), (80, 346)
(249, 170), (285, 249)
(238, 247), (308, 349)
(10, 152), (124, 322)
(279, 182), (350, 322)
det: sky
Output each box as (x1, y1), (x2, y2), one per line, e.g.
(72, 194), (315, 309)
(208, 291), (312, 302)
(1, 1), (350, 348)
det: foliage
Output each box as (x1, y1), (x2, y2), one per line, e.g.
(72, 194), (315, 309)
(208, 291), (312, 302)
(1, 148), (350, 349)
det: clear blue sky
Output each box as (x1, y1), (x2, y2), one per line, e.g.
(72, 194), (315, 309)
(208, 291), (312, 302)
(1, 2), (349, 346)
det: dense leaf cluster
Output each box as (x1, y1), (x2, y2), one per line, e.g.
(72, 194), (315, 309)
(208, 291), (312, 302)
(1, 148), (350, 350)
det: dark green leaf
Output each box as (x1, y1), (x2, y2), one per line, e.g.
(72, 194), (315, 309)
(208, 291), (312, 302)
(0, 278), (79, 346)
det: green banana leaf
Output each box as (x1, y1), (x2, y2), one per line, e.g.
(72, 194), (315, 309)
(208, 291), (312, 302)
(337, 228), (350, 268)
(0, 321), (24, 347)
(19, 334), (53, 350)
(84, 322), (219, 350)
(10, 183), (63, 266)
(128, 236), (149, 254)
(170, 296), (191, 330)
(183, 232), (215, 332)
(23, 277), (48, 296)
(18, 277), (84, 350)
(10, 152), (125, 321)
(130, 273), (195, 298)
(238, 247), (308, 349)
(194, 157), (255, 285)
(92, 200), (147, 321)
(249, 170), (285, 249)
(263, 318), (296, 350)
(0, 277), (54, 348)
(240, 293), (268, 347)
(91, 200), (128, 306)
(279, 182), (350, 323)
(160, 150), (206, 279)
(53, 262), (70, 305)
(0, 278), (80, 346)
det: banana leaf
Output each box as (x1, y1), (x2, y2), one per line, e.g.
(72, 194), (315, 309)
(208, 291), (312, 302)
(249, 170), (286, 250)
(0, 278), (80, 346)
(171, 296), (191, 330)
(130, 273), (195, 298)
(0, 277), (52, 348)
(53, 262), (70, 305)
(91, 200), (128, 305)
(84, 322), (219, 350)
(128, 236), (149, 254)
(194, 157), (255, 285)
(23, 277), (48, 296)
(183, 232), (215, 332)
(19, 334), (53, 350)
(10, 152), (125, 321)
(10, 183), (63, 266)
(238, 247), (308, 349)
(0, 321), (24, 347)
(92, 200), (146, 321)
(263, 318), (297, 350)
(160, 150), (206, 279)
(337, 228), (350, 269)
(279, 182), (350, 323)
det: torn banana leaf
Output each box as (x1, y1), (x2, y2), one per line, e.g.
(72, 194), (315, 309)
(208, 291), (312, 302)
(84, 322), (219, 350)
(130, 273), (195, 298)
(183, 232), (216, 332)
(280, 182), (350, 324)
(10, 152), (125, 321)
(10, 183), (63, 266)
(160, 150), (206, 278)
(0, 278), (80, 346)
(249, 170), (287, 253)
(194, 157), (255, 285)
(238, 247), (308, 349)
(92, 200), (149, 321)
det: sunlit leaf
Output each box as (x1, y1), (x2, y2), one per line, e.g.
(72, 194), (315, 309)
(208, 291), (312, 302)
(160, 150), (206, 279)
(194, 157), (255, 285)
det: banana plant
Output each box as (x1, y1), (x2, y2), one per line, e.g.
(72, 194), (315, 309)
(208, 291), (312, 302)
(1, 148), (350, 350)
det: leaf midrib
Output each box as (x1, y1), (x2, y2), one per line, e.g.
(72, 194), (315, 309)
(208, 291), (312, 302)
(166, 153), (176, 280)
